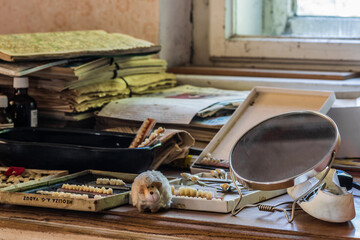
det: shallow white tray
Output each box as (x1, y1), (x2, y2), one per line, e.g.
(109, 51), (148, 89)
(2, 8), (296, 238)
(191, 86), (335, 173)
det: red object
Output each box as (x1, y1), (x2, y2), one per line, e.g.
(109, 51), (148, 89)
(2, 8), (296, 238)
(4, 167), (25, 176)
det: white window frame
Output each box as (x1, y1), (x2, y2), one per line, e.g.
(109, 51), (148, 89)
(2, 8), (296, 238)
(207, 0), (360, 71)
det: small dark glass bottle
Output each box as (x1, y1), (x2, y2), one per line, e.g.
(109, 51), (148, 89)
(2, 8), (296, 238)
(8, 77), (38, 127)
(0, 95), (13, 129)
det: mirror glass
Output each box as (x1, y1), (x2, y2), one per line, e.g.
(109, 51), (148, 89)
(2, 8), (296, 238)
(230, 111), (338, 185)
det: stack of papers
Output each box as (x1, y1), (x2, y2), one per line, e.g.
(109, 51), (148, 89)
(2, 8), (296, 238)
(0, 30), (176, 127)
(96, 85), (249, 145)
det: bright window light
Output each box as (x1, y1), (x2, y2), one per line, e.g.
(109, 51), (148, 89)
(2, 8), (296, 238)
(297, 0), (360, 17)
(233, 0), (360, 38)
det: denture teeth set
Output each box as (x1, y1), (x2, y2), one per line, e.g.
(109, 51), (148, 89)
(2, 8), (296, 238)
(137, 127), (164, 148)
(129, 118), (165, 148)
(0, 171), (44, 187)
(129, 118), (156, 148)
(61, 184), (114, 194)
(171, 185), (220, 201)
(199, 153), (229, 168)
(35, 181), (118, 200)
(96, 178), (125, 186)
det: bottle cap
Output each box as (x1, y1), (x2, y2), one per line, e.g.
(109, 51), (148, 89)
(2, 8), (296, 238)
(0, 95), (8, 108)
(13, 77), (29, 88)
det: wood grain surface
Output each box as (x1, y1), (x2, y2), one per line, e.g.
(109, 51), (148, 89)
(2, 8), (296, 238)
(0, 189), (359, 239)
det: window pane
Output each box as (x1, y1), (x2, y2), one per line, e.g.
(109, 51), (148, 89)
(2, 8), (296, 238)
(234, 0), (263, 35)
(297, 0), (360, 17)
(233, 0), (360, 38)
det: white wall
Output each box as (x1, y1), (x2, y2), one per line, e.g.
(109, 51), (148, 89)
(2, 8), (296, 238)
(159, 0), (192, 67)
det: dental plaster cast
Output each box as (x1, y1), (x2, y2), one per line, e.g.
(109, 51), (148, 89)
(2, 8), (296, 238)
(287, 168), (355, 223)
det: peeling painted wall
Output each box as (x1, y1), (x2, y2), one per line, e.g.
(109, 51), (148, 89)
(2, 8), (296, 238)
(0, 0), (160, 44)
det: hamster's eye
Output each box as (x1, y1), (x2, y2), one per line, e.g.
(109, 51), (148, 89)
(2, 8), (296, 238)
(151, 185), (154, 188)
(147, 186), (150, 189)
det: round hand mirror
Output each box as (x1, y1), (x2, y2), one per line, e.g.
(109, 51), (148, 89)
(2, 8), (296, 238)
(230, 111), (340, 191)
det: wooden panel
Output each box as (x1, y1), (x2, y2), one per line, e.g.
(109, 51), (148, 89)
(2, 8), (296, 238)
(168, 66), (359, 80)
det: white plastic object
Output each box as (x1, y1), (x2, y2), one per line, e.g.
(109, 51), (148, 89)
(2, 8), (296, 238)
(0, 95), (8, 108)
(13, 77), (29, 88)
(287, 169), (355, 223)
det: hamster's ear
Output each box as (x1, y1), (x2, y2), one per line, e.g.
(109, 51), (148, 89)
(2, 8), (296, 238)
(139, 185), (145, 194)
(153, 181), (162, 189)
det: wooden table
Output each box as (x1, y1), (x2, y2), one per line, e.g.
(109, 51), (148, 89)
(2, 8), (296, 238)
(0, 190), (359, 239)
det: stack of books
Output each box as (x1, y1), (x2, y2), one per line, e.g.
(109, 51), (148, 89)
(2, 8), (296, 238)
(0, 30), (176, 128)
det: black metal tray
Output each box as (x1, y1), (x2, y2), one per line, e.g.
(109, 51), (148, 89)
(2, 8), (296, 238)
(0, 127), (157, 173)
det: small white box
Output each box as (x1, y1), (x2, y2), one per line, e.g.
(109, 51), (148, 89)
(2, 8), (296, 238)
(170, 172), (287, 213)
(327, 98), (360, 158)
(171, 188), (285, 213)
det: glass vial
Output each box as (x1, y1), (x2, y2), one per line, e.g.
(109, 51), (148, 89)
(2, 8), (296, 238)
(8, 77), (38, 127)
(0, 95), (13, 129)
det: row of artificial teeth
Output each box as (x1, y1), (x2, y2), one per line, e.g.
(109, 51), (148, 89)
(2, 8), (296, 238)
(210, 169), (227, 179)
(173, 195), (222, 201)
(36, 190), (103, 200)
(1, 173), (43, 180)
(129, 118), (155, 148)
(61, 184), (113, 194)
(200, 157), (221, 165)
(171, 186), (214, 200)
(200, 153), (230, 165)
(4, 175), (30, 183)
(96, 178), (125, 186)
(137, 127), (165, 148)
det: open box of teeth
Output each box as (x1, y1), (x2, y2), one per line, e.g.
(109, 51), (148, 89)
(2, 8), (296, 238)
(170, 172), (285, 213)
(0, 170), (141, 212)
(0, 167), (68, 189)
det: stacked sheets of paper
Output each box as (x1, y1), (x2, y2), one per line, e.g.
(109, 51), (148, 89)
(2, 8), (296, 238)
(0, 30), (176, 127)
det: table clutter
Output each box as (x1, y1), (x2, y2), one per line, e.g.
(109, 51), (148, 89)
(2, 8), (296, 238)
(96, 85), (250, 147)
(0, 167), (68, 188)
(0, 85), (358, 225)
(0, 30), (358, 240)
